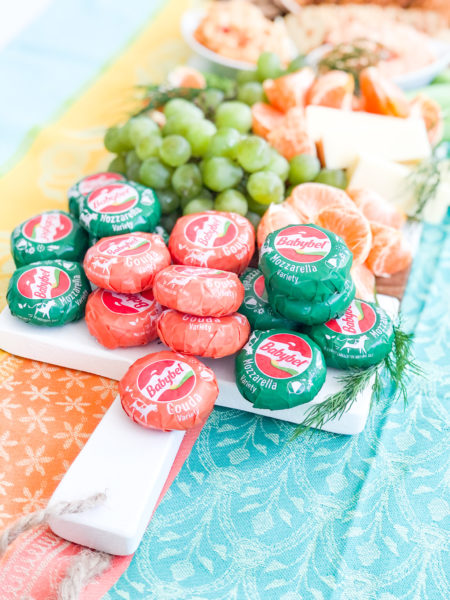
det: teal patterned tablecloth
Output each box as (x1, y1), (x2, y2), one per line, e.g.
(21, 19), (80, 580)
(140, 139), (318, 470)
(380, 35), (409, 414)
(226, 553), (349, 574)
(105, 222), (450, 599)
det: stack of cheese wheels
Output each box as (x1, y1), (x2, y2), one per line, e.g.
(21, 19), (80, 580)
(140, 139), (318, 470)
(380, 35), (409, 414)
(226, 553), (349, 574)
(83, 232), (171, 349)
(154, 265), (251, 359)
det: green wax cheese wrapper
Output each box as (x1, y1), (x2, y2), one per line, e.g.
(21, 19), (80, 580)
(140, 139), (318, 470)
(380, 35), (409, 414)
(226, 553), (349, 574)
(235, 329), (326, 410)
(68, 172), (126, 219)
(153, 224), (169, 245)
(7, 260), (91, 326)
(10, 211), (89, 268)
(239, 268), (298, 331)
(79, 181), (161, 238)
(268, 276), (355, 326)
(259, 224), (352, 302)
(305, 299), (394, 369)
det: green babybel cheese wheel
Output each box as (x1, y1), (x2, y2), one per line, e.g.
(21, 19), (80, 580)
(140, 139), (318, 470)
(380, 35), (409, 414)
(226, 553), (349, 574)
(10, 211), (89, 268)
(7, 260), (91, 326)
(153, 224), (169, 245)
(267, 276), (355, 326)
(305, 299), (394, 369)
(259, 224), (353, 302)
(79, 181), (161, 238)
(68, 172), (126, 219)
(239, 268), (298, 331)
(235, 329), (326, 409)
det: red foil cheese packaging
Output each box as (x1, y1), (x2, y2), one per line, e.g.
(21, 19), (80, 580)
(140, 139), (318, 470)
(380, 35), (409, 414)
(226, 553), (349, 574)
(168, 211), (255, 274)
(153, 265), (245, 317)
(85, 288), (162, 349)
(157, 310), (251, 358)
(119, 351), (219, 431)
(83, 232), (171, 293)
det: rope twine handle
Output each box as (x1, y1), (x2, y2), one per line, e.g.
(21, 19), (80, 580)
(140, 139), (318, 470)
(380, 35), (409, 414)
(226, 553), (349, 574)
(0, 492), (112, 600)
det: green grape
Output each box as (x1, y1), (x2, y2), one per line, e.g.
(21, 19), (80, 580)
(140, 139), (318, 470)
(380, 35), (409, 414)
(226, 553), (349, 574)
(125, 150), (142, 182)
(214, 189), (248, 216)
(136, 134), (162, 160)
(215, 102), (252, 134)
(246, 210), (261, 230)
(196, 89), (225, 114)
(118, 121), (139, 151)
(236, 136), (270, 173)
(256, 52), (283, 81)
(202, 157), (243, 192)
(171, 163), (203, 201)
(263, 149), (289, 181)
(185, 120), (217, 157)
(199, 187), (213, 201)
(155, 188), (180, 215)
(287, 55), (307, 73)
(205, 128), (241, 159)
(160, 211), (180, 233)
(164, 98), (204, 120)
(126, 116), (159, 147)
(247, 196), (270, 216)
(289, 154), (321, 185)
(314, 168), (347, 190)
(237, 82), (264, 106)
(104, 126), (125, 153)
(108, 155), (126, 174)
(139, 158), (172, 189)
(247, 171), (284, 205)
(183, 198), (214, 215)
(159, 135), (191, 167)
(179, 186), (213, 210)
(236, 70), (258, 84)
(162, 114), (202, 137)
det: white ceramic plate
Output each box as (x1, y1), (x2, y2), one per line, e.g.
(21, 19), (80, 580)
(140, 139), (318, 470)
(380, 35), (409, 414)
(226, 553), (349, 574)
(182, 8), (450, 88)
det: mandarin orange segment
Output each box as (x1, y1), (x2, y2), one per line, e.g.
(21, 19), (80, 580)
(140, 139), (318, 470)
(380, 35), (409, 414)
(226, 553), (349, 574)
(350, 263), (376, 303)
(285, 182), (356, 223)
(359, 67), (410, 118)
(263, 67), (315, 113)
(366, 222), (412, 277)
(267, 108), (316, 160)
(251, 102), (285, 139)
(306, 70), (354, 110)
(347, 187), (406, 230)
(166, 66), (206, 89)
(410, 93), (444, 147)
(316, 205), (372, 265)
(256, 202), (299, 248)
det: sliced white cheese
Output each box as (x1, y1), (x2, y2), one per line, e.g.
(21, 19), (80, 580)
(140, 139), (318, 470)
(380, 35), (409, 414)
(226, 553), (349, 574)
(306, 106), (431, 168)
(348, 153), (416, 213)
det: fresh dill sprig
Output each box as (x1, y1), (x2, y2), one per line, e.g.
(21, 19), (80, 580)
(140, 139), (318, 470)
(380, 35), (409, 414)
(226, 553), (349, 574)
(406, 156), (450, 219)
(292, 321), (423, 437)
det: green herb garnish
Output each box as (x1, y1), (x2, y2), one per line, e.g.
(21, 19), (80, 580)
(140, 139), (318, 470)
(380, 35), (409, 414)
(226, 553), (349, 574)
(292, 322), (424, 437)
(406, 155), (450, 219)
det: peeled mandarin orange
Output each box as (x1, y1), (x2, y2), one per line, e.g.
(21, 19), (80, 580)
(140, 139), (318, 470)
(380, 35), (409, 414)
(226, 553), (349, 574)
(410, 93), (444, 147)
(307, 70), (354, 110)
(285, 182), (356, 222)
(256, 202), (299, 248)
(263, 67), (315, 113)
(350, 263), (376, 303)
(347, 187), (406, 230)
(359, 67), (410, 118)
(267, 111), (316, 160)
(316, 205), (372, 265)
(166, 66), (206, 89)
(366, 223), (412, 276)
(251, 102), (285, 139)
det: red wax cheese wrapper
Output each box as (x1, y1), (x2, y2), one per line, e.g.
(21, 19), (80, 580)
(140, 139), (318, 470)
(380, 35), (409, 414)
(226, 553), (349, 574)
(119, 351), (219, 431)
(83, 232), (171, 293)
(168, 211), (255, 274)
(85, 288), (162, 349)
(153, 265), (245, 317)
(157, 309), (251, 358)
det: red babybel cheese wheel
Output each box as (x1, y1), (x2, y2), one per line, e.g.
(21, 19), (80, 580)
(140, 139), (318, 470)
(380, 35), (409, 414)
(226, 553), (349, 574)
(85, 288), (162, 349)
(83, 232), (171, 293)
(168, 211), (255, 274)
(153, 265), (245, 317)
(157, 309), (251, 358)
(119, 351), (219, 431)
